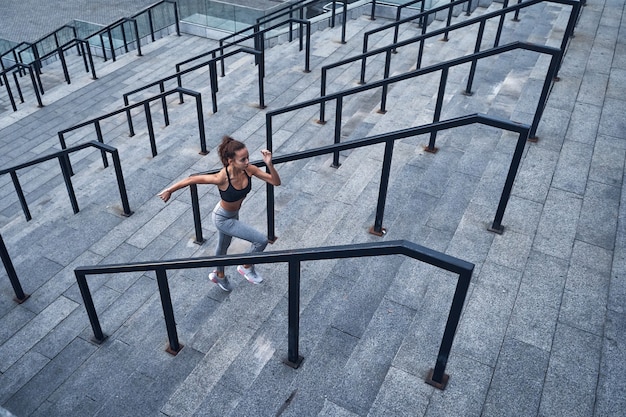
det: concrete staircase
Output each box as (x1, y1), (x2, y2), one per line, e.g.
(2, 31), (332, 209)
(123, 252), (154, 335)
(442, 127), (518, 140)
(2, 1), (625, 416)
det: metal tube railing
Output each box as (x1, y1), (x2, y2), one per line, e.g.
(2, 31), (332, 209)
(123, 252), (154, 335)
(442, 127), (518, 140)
(350, 0), (579, 90)
(0, 141), (133, 222)
(189, 114), (529, 245)
(74, 239), (474, 388)
(61, 87), (208, 165)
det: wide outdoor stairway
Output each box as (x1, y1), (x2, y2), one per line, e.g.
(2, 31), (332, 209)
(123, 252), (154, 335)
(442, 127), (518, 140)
(1, 0), (625, 416)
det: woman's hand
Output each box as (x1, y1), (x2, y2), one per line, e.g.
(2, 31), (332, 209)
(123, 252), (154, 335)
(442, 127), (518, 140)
(260, 149), (273, 166)
(158, 189), (172, 202)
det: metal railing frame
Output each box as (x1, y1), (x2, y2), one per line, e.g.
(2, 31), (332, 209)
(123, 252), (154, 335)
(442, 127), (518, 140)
(0, 141), (133, 222)
(367, 0), (471, 55)
(124, 14), (314, 114)
(0, 39), (95, 110)
(216, 17), (312, 77)
(313, 42), (559, 150)
(58, 87), (207, 176)
(74, 239), (474, 389)
(250, 0), (352, 44)
(124, 47), (264, 114)
(0, 63), (43, 111)
(357, 0), (580, 83)
(187, 113), (529, 247)
(0, 1), (179, 113)
(85, 1), (180, 62)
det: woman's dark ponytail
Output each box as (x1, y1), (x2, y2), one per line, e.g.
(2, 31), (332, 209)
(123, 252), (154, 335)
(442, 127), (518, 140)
(218, 135), (245, 166)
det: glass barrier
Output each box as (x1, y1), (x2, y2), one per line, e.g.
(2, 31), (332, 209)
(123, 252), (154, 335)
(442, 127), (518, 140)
(178, 0), (274, 33)
(0, 38), (18, 56)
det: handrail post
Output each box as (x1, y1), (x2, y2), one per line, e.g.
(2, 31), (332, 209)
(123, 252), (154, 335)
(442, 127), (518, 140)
(173, 1), (181, 36)
(0, 233), (29, 303)
(11, 71), (24, 103)
(426, 68), (449, 152)
(319, 73), (327, 123)
(464, 20), (486, 96)
(529, 53), (559, 141)
(160, 82), (169, 126)
(332, 97), (343, 168)
(5, 72), (18, 111)
(512, 0), (522, 21)
(298, 10), (304, 51)
(489, 128), (529, 233)
(360, 34), (369, 84)
(426, 266), (473, 389)
(494, 0), (510, 48)
(31, 63), (45, 99)
(92, 120), (108, 171)
(267, 181), (277, 243)
(379, 50), (393, 113)
(192, 92), (208, 155)
(85, 41), (98, 79)
(148, 9), (156, 42)
(58, 154), (80, 214)
(110, 148), (134, 217)
(304, 21), (311, 73)
(208, 59), (219, 114)
(121, 21), (130, 54)
(190, 184), (205, 244)
(369, 139), (394, 236)
(75, 271), (107, 343)
(284, 259), (304, 368)
(416, 23), (427, 69)
(79, 41), (90, 73)
(108, 28), (116, 61)
(257, 50), (266, 109)
(144, 102), (158, 156)
(370, 0), (377, 20)
(443, 0), (453, 41)
(341, 0), (348, 44)
(156, 268), (183, 355)
(133, 19), (143, 56)
(10, 171), (31, 221)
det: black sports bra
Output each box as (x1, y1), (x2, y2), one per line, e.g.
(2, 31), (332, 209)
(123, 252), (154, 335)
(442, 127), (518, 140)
(219, 168), (251, 202)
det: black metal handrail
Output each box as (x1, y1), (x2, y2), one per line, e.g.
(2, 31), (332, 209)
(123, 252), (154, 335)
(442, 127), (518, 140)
(84, 0), (180, 62)
(365, 0), (471, 51)
(187, 113), (529, 248)
(0, 63), (43, 111)
(34, 38), (97, 92)
(0, 140), (133, 222)
(74, 239), (474, 389)
(216, 17), (312, 76)
(0, 141), (132, 303)
(124, 47), (265, 114)
(357, 0), (580, 83)
(123, 15), (314, 114)
(0, 39), (95, 110)
(0, 1), (179, 113)
(176, 15), (311, 80)
(283, 42), (559, 154)
(58, 86), (207, 171)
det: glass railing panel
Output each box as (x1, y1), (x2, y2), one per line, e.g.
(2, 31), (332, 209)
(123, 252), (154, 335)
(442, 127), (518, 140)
(178, 0), (269, 34)
(147, 2), (178, 33)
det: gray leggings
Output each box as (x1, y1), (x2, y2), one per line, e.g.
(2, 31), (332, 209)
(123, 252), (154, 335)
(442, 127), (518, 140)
(212, 202), (268, 273)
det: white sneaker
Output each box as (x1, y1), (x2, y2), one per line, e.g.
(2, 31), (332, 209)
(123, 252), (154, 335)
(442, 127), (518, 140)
(209, 271), (232, 292)
(237, 265), (263, 284)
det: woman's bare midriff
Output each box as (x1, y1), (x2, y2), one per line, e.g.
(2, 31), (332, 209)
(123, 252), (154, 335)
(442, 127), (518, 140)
(220, 199), (243, 211)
